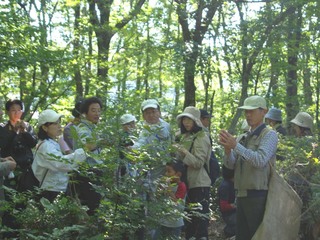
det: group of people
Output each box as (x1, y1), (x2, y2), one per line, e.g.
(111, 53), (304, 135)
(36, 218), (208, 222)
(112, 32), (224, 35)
(117, 100), (215, 239)
(0, 95), (316, 240)
(0, 98), (103, 237)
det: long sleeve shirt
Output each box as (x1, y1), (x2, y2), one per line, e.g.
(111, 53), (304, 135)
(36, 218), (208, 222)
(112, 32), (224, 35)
(32, 139), (86, 192)
(224, 124), (278, 169)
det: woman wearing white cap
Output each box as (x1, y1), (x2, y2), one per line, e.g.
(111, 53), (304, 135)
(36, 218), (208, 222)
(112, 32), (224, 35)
(31, 109), (86, 202)
(174, 106), (211, 240)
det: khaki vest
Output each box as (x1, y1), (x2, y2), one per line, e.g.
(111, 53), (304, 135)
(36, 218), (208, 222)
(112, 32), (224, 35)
(235, 126), (275, 196)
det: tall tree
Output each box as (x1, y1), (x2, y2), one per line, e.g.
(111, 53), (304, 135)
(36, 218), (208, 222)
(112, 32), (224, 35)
(174, 0), (223, 108)
(227, 2), (296, 134)
(87, 0), (146, 94)
(73, 4), (83, 100)
(285, 2), (303, 133)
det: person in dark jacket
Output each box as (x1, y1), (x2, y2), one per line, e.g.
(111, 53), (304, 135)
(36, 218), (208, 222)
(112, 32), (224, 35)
(200, 109), (220, 185)
(1, 99), (37, 190)
(1, 99), (37, 238)
(218, 165), (236, 238)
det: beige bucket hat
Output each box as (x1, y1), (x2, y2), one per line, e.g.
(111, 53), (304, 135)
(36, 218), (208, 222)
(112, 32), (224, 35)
(176, 106), (204, 127)
(290, 112), (313, 129)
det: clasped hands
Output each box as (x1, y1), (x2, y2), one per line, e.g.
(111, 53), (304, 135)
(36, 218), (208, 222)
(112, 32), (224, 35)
(219, 130), (237, 151)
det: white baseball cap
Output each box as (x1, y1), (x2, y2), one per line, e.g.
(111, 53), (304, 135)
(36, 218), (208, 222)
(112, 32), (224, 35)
(141, 99), (160, 111)
(38, 109), (63, 126)
(120, 114), (136, 125)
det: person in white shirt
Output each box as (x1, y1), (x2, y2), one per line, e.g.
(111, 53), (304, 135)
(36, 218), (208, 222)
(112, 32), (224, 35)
(32, 109), (86, 202)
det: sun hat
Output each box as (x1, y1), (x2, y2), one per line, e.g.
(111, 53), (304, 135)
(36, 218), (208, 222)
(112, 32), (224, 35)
(238, 95), (267, 110)
(290, 112), (313, 129)
(120, 114), (136, 125)
(200, 109), (212, 118)
(265, 108), (282, 122)
(141, 99), (160, 111)
(38, 109), (63, 127)
(176, 106), (203, 127)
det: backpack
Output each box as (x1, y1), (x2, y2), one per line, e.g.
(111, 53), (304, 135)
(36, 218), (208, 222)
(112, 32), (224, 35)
(17, 141), (47, 191)
(17, 167), (40, 192)
(205, 151), (221, 186)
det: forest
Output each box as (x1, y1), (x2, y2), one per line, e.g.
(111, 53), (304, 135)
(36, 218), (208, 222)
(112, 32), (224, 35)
(0, 0), (320, 239)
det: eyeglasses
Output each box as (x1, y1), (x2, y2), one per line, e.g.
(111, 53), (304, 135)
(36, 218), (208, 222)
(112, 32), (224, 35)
(9, 109), (22, 113)
(45, 120), (61, 126)
(143, 109), (159, 115)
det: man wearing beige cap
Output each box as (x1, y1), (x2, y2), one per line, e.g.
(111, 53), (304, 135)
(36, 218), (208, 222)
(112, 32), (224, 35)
(219, 95), (278, 240)
(131, 99), (171, 239)
(132, 99), (171, 152)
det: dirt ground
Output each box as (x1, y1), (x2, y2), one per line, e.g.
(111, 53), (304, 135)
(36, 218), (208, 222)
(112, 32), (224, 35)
(208, 215), (226, 240)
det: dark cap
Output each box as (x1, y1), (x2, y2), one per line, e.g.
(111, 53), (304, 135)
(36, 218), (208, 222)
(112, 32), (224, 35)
(200, 109), (212, 118)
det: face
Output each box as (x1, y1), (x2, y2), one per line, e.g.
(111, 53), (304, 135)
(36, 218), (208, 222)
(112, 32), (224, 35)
(244, 108), (267, 129)
(265, 118), (276, 127)
(201, 117), (210, 128)
(122, 121), (136, 133)
(143, 108), (160, 124)
(292, 124), (302, 137)
(42, 120), (62, 139)
(165, 165), (179, 183)
(265, 118), (271, 125)
(7, 103), (23, 123)
(182, 117), (195, 132)
(85, 103), (101, 124)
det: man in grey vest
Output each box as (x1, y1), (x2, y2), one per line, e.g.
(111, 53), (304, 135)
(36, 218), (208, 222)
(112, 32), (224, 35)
(219, 95), (278, 240)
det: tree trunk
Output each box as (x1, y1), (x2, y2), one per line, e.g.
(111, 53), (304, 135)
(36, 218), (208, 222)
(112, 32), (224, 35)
(73, 5), (83, 100)
(175, 0), (223, 108)
(88, 0), (146, 94)
(285, 5), (302, 134)
(143, 21), (151, 98)
(183, 50), (198, 107)
(303, 49), (313, 106)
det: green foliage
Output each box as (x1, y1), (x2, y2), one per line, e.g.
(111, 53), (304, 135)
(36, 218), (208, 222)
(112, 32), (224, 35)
(277, 134), (320, 234)
(2, 0), (320, 237)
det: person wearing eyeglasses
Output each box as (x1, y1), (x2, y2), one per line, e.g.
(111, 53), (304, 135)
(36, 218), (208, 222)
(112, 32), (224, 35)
(219, 96), (278, 240)
(31, 109), (86, 202)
